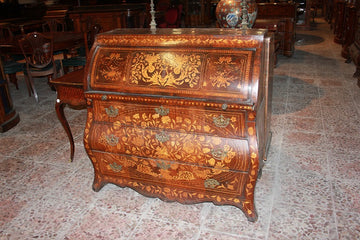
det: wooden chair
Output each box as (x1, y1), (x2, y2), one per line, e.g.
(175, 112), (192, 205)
(19, 32), (62, 102)
(158, 4), (183, 28)
(42, 19), (67, 32)
(61, 22), (102, 73)
(0, 26), (26, 90)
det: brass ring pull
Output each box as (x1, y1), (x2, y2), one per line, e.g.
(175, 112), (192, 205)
(109, 162), (122, 172)
(155, 131), (169, 143)
(155, 106), (170, 116)
(213, 114), (230, 128)
(105, 106), (119, 118)
(105, 134), (119, 146)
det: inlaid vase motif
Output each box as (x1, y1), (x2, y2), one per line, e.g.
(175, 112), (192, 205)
(216, 0), (257, 28)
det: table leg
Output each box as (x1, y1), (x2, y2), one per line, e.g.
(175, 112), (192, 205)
(55, 99), (74, 162)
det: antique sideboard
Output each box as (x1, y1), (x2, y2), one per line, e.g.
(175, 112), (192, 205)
(83, 28), (274, 221)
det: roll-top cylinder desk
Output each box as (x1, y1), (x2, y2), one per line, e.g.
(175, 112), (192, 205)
(83, 28), (274, 222)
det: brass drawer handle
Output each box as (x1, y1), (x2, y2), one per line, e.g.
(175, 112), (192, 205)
(155, 131), (169, 143)
(105, 134), (119, 146)
(105, 106), (119, 118)
(109, 162), (122, 172)
(213, 114), (230, 128)
(156, 161), (171, 170)
(204, 178), (220, 189)
(155, 106), (169, 116)
(211, 148), (228, 160)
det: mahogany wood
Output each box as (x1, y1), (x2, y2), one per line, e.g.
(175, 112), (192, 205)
(50, 69), (86, 162)
(334, 0), (346, 44)
(349, 1), (360, 87)
(256, 3), (296, 57)
(341, 3), (357, 60)
(83, 28), (274, 222)
(68, 4), (147, 32)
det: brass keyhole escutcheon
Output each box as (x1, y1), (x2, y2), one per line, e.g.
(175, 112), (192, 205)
(213, 114), (230, 128)
(105, 106), (119, 118)
(155, 106), (170, 116)
(105, 134), (119, 146)
(155, 131), (169, 143)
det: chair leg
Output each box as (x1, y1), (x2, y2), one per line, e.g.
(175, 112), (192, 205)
(25, 74), (39, 102)
(7, 73), (19, 90)
(23, 74), (32, 96)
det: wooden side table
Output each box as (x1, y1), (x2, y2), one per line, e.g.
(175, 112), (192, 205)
(49, 69), (86, 161)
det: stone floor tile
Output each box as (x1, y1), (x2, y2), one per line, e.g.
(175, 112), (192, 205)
(268, 202), (334, 239)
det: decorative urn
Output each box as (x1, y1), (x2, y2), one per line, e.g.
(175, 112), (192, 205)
(216, 0), (258, 29)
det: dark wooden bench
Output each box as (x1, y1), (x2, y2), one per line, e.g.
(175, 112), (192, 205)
(255, 2), (297, 57)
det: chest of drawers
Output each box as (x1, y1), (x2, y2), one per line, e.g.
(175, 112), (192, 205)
(83, 28), (274, 222)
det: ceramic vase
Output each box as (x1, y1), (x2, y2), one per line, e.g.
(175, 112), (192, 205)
(216, 0), (257, 29)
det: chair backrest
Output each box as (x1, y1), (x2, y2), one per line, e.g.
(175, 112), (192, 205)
(164, 7), (179, 25)
(81, 21), (102, 58)
(42, 19), (67, 32)
(156, 0), (171, 11)
(19, 32), (55, 69)
(164, 4), (182, 27)
(0, 26), (14, 44)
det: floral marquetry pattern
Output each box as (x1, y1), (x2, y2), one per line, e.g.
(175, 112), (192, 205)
(207, 55), (247, 89)
(92, 121), (249, 171)
(129, 52), (202, 88)
(84, 29), (272, 222)
(92, 102), (247, 139)
(94, 50), (128, 85)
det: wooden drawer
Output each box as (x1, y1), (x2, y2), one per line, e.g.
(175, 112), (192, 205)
(89, 123), (250, 172)
(92, 101), (247, 139)
(93, 151), (249, 198)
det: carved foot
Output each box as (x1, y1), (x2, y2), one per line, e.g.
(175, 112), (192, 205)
(92, 175), (106, 192)
(242, 201), (258, 222)
(246, 212), (258, 222)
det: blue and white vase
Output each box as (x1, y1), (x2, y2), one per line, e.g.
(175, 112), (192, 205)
(216, 0), (257, 29)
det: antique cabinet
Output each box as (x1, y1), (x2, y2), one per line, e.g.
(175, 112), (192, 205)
(83, 28), (274, 221)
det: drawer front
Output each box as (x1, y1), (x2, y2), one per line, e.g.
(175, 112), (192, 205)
(93, 151), (248, 197)
(89, 123), (250, 172)
(92, 101), (246, 138)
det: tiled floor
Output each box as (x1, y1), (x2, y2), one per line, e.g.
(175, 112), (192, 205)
(1, 18), (360, 239)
